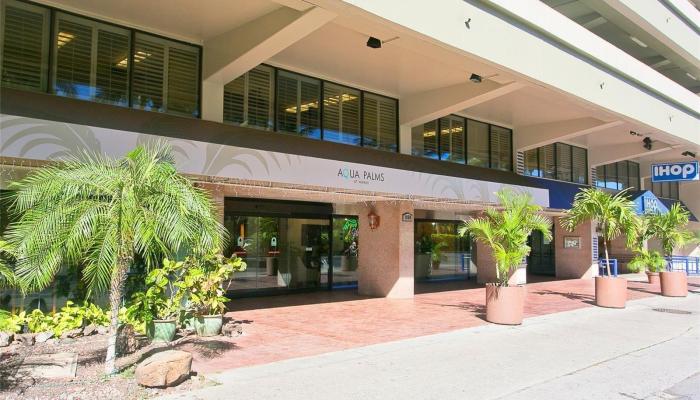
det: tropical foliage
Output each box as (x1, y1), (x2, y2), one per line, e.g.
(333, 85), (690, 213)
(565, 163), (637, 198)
(647, 203), (695, 259)
(3, 142), (225, 374)
(459, 189), (551, 286)
(561, 188), (636, 277)
(0, 301), (110, 336)
(627, 250), (665, 273)
(125, 258), (186, 325)
(0, 239), (16, 289)
(178, 252), (246, 316)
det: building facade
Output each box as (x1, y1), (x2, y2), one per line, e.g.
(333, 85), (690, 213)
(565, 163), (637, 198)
(1, 0), (698, 308)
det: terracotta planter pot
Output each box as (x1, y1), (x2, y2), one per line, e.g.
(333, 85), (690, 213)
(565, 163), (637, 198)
(646, 272), (660, 285)
(485, 284), (526, 325)
(595, 276), (627, 308)
(660, 271), (687, 297)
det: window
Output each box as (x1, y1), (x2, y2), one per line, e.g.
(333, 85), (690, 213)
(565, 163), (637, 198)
(523, 142), (588, 184)
(411, 120), (438, 159)
(362, 93), (397, 152)
(489, 125), (512, 171)
(322, 83), (361, 145)
(1, 0), (49, 91)
(131, 33), (200, 117)
(651, 181), (679, 200)
(439, 116), (465, 163)
(223, 65), (274, 130)
(276, 70), (321, 139)
(52, 13), (130, 106)
(596, 160), (640, 191)
(467, 119), (489, 168)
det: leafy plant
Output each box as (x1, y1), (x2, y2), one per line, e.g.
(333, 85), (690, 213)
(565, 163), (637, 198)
(430, 240), (448, 264)
(648, 203), (694, 261)
(0, 239), (17, 289)
(4, 142), (225, 374)
(178, 252), (246, 316)
(0, 310), (25, 333)
(561, 188), (636, 277)
(459, 189), (551, 286)
(25, 309), (52, 334)
(125, 258), (185, 324)
(628, 250), (665, 273)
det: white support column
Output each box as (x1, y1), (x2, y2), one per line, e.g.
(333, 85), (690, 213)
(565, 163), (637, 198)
(399, 81), (525, 128)
(200, 6), (335, 122)
(514, 118), (623, 151)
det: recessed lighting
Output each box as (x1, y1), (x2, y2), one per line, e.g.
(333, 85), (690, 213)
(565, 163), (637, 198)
(629, 36), (648, 48)
(686, 72), (697, 81)
(469, 73), (482, 83)
(57, 31), (75, 48)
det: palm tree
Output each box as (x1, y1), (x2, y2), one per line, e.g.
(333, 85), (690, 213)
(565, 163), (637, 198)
(648, 203), (694, 265)
(0, 239), (16, 289)
(459, 189), (551, 286)
(4, 142), (225, 374)
(561, 188), (636, 277)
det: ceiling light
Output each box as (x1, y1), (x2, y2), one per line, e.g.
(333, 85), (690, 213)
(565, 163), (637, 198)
(57, 31), (75, 48)
(366, 37), (381, 49)
(650, 59), (671, 69)
(629, 36), (648, 48)
(469, 73), (482, 83)
(686, 72), (697, 81)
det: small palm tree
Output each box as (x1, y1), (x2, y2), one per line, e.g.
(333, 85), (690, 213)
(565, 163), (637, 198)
(4, 142), (225, 374)
(459, 189), (551, 286)
(648, 203), (694, 264)
(561, 188), (636, 277)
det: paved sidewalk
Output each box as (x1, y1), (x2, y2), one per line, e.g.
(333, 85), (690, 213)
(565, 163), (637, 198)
(164, 287), (700, 400)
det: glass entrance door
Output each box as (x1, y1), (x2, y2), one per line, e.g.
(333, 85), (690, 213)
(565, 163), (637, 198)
(225, 215), (330, 292)
(528, 230), (555, 276)
(414, 220), (471, 281)
(331, 216), (359, 287)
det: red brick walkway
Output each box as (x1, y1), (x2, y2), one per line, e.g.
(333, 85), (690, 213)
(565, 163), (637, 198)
(185, 276), (700, 374)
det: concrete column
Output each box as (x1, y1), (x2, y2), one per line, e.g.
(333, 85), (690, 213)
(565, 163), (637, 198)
(553, 217), (597, 279)
(357, 201), (414, 298)
(475, 241), (526, 285)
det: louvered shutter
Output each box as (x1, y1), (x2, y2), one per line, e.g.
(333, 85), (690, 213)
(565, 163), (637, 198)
(223, 74), (245, 124)
(440, 116), (465, 163)
(541, 144), (555, 179)
(167, 46), (199, 117)
(299, 78), (320, 138)
(276, 71), (297, 134)
(132, 34), (165, 112)
(362, 93), (397, 152)
(1, 0), (49, 91)
(95, 29), (129, 105)
(467, 120), (489, 168)
(54, 16), (93, 99)
(489, 125), (512, 171)
(556, 143), (572, 182)
(247, 65), (273, 130)
(628, 161), (639, 191)
(414, 120), (438, 159)
(595, 166), (605, 187)
(322, 82), (360, 145)
(524, 149), (539, 177)
(572, 146), (587, 184)
(275, 70), (320, 138)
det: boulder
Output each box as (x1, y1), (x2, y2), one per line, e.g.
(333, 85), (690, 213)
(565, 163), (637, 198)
(96, 325), (109, 335)
(35, 331), (53, 343)
(60, 328), (82, 339)
(0, 332), (13, 347)
(15, 333), (35, 346)
(135, 350), (192, 388)
(116, 324), (138, 355)
(82, 324), (97, 336)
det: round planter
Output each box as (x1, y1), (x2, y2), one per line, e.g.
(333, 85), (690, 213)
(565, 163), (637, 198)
(146, 319), (176, 343)
(193, 315), (223, 337)
(595, 276), (627, 308)
(660, 271), (687, 297)
(485, 284), (526, 325)
(646, 272), (660, 285)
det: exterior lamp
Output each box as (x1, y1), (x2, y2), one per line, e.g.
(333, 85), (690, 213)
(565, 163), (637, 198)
(469, 73), (482, 83)
(368, 211), (380, 230)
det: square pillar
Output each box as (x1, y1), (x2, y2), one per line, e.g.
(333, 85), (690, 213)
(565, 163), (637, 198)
(357, 201), (414, 298)
(475, 241), (526, 285)
(554, 217), (597, 279)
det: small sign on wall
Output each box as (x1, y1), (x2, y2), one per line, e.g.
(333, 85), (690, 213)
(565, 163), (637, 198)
(402, 212), (413, 222)
(564, 236), (581, 249)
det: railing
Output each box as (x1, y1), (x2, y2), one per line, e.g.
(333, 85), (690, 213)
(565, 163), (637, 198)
(598, 259), (618, 277)
(666, 256), (700, 275)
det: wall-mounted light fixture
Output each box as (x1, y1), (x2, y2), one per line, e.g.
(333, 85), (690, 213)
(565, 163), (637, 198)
(469, 73), (482, 83)
(366, 36), (399, 49)
(682, 151), (696, 158)
(368, 211), (380, 230)
(643, 137), (653, 151)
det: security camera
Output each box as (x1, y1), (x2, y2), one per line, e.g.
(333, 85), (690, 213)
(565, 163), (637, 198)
(643, 137), (652, 151)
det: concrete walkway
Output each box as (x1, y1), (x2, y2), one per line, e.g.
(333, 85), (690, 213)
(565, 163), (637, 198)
(162, 291), (700, 400)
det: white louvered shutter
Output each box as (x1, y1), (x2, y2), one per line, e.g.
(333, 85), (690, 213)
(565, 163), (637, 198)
(1, 0), (49, 91)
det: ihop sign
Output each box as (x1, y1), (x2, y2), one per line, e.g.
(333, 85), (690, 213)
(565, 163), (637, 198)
(651, 161), (699, 182)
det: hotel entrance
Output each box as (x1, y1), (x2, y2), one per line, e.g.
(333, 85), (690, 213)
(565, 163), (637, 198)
(223, 198), (358, 295)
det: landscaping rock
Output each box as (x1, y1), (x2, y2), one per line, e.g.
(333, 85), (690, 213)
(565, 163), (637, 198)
(16, 333), (35, 346)
(135, 350), (192, 388)
(0, 332), (13, 347)
(116, 324), (139, 355)
(97, 325), (109, 335)
(60, 328), (82, 339)
(18, 352), (77, 379)
(222, 322), (243, 337)
(82, 323), (97, 336)
(35, 331), (53, 343)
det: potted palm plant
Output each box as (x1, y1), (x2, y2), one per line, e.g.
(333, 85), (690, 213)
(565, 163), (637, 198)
(649, 203), (694, 297)
(561, 188), (636, 308)
(460, 189), (551, 325)
(627, 250), (665, 284)
(180, 252), (246, 336)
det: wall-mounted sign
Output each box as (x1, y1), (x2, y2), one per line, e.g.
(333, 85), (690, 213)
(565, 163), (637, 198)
(564, 236), (581, 249)
(651, 161), (699, 182)
(402, 212), (413, 222)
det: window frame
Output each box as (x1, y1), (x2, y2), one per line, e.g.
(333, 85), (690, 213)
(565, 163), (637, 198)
(523, 142), (588, 184)
(596, 160), (640, 191)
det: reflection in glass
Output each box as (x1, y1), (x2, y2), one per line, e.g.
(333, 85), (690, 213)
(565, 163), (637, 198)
(414, 221), (472, 281)
(332, 217), (358, 286)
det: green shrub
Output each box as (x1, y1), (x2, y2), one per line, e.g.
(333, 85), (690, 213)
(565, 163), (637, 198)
(0, 301), (110, 336)
(177, 252), (246, 316)
(0, 310), (25, 333)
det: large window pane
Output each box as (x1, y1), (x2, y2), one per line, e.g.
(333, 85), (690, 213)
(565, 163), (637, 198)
(53, 13), (129, 106)
(167, 46), (200, 117)
(605, 163), (618, 190)
(276, 70), (321, 139)
(224, 65), (274, 130)
(555, 143), (572, 182)
(439, 116), (465, 163)
(617, 161), (629, 190)
(524, 148), (539, 177)
(1, 0), (49, 91)
(362, 93), (397, 152)
(595, 165), (605, 188)
(489, 125), (511, 171)
(132, 34), (165, 112)
(572, 146), (587, 184)
(467, 120), (489, 167)
(628, 161), (640, 191)
(411, 121), (438, 159)
(323, 83), (360, 145)
(541, 144), (555, 179)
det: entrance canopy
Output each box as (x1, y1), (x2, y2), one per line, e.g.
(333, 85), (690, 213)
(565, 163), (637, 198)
(627, 190), (698, 221)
